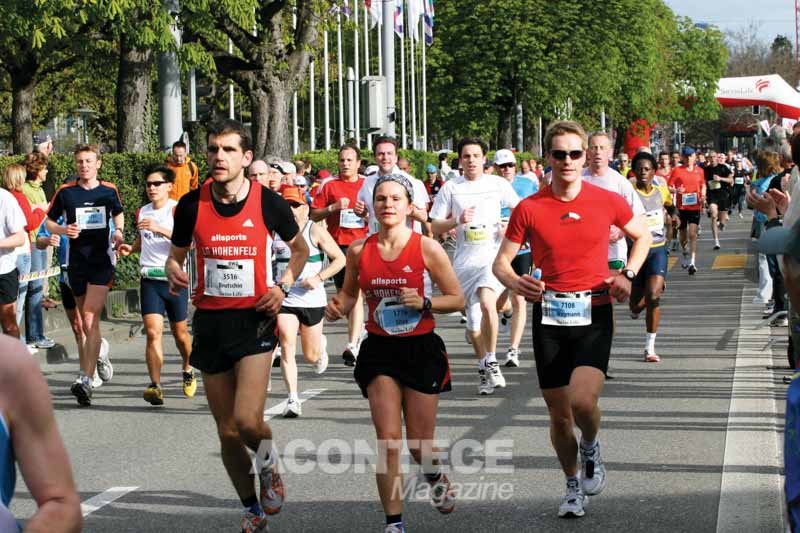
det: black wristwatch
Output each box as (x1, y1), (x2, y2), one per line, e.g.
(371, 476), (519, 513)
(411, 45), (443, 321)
(621, 269), (636, 281)
(422, 297), (432, 312)
(278, 282), (292, 296)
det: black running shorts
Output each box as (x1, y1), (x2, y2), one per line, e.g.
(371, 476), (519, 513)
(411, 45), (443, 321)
(190, 308), (278, 375)
(511, 252), (533, 277)
(531, 303), (613, 389)
(332, 245), (349, 290)
(279, 305), (324, 327)
(678, 210), (701, 230)
(0, 269), (18, 305)
(354, 332), (451, 398)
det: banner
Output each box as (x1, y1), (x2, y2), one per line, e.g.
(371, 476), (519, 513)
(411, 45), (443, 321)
(394, 0), (404, 37)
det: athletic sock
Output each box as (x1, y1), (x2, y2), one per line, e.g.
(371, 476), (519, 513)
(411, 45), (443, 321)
(481, 352), (497, 366)
(386, 514), (403, 526)
(580, 438), (598, 451)
(691, 253), (696, 264)
(288, 392), (299, 402)
(424, 469), (442, 484)
(242, 496), (264, 516)
(477, 358), (487, 370)
(645, 333), (657, 354)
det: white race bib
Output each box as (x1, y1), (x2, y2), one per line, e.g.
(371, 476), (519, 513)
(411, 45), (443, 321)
(644, 209), (665, 233)
(464, 224), (489, 244)
(681, 192), (698, 206)
(734, 177), (745, 185)
(339, 209), (365, 229)
(204, 258), (255, 297)
(374, 296), (421, 335)
(541, 290), (592, 326)
(75, 206), (107, 230)
(708, 180), (721, 190)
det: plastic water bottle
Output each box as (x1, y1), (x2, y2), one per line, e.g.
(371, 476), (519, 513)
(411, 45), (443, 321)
(533, 268), (542, 280)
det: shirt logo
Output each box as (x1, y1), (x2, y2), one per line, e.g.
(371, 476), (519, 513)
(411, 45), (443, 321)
(560, 212), (581, 224)
(243, 218), (255, 228)
(402, 265), (413, 273)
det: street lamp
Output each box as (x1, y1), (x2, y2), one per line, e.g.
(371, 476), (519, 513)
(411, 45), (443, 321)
(74, 108), (96, 144)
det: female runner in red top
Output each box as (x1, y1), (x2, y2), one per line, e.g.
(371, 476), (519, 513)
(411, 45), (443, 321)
(325, 174), (464, 533)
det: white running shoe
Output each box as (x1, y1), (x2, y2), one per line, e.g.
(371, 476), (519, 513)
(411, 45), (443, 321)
(314, 335), (329, 374)
(580, 442), (607, 496)
(384, 524), (405, 533)
(96, 338), (113, 382)
(486, 361), (506, 388)
(558, 478), (587, 518)
(91, 367), (103, 388)
(504, 347), (520, 367)
(282, 399), (301, 418)
(477, 370), (494, 395)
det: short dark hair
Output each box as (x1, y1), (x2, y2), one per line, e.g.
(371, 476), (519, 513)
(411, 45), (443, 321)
(339, 143), (361, 161)
(372, 136), (398, 154)
(206, 119), (252, 153)
(457, 137), (488, 157)
(172, 141), (187, 151)
(438, 152), (448, 162)
(144, 164), (175, 183)
(631, 151), (657, 171)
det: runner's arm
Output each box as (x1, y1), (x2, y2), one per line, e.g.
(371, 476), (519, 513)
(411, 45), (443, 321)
(621, 215), (652, 276)
(312, 225), (346, 282)
(420, 236), (464, 312)
(6, 340), (82, 532)
(0, 230), (24, 251)
(325, 240), (363, 320)
(166, 245), (190, 294)
(430, 217), (456, 234)
(493, 237), (541, 302)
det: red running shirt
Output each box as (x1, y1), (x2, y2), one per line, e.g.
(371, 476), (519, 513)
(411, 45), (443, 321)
(668, 166), (705, 211)
(192, 181), (273, 310)
(358, 232), (435, 337)
(505, 182), (633, 301)
(310, 176), (367, 245)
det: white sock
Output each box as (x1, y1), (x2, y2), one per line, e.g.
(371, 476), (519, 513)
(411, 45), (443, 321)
(645, 332), (657, 354)
(690, 253), (696, 264)
(481, 353), (497, 366)
(580, 438), (598, 450)
(288, 392), (299, 402)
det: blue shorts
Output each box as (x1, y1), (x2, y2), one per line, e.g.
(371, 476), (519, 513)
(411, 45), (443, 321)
(633, 246), (668, 286)
(67, 259), (114, 297)
(140, 278), (188, 322)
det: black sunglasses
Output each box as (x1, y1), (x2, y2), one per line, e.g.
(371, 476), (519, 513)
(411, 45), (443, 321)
(145, 181), (167, 188)
(550, 150), (584, 161)
(498, 163), (516, 169)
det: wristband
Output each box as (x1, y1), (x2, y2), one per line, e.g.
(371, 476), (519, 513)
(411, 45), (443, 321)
(422, 297), (432, 312)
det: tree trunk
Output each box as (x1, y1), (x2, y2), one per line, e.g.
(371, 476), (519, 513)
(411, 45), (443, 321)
(498, 107), (513, 149)
(264, 82), (292, 158)
(116, 37), (153, 152)
(249, 87), (271, 159)
(11, 74), (35, 155)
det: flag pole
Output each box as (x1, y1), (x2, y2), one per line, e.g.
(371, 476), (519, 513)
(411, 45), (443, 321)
(324, 31), (331, 150)
(399, 2), (407, 149)
(354, 1), (361, 146)
(409, 6), (417, 150)
(337, 10), (345, 145)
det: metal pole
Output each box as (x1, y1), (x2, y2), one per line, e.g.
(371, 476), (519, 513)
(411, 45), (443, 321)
(400, 17), (406, 148)
(600, 106), (606, 131)
(293, 92), (299, 154)
(310, 62), (316, 151)
(516, 103), (523, 151)
(381, 0), (396, 137)
(538, 116), (543, 157)
(421, 33), (427, 151)
(337, 12), (345, 144)
(409, 7), (417, 150)
(188, 68), (197, 121)
(324, 31), (331, 150)
(377, 18), (383, 76)
(354, 2), (361, 146)
(364, 2), (372, 149)
(158, 0), (183, 150)
(228, 39), (235, 119)
(347, 67), (356, 139)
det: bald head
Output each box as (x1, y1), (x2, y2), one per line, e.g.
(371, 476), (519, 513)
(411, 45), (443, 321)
(248, 160), (269, 186)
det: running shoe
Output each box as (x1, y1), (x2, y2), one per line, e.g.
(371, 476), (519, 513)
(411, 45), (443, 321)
(314, 335), (329, 374)
(477, 369), (494, 395)
(557, 478), (587, 518)
(719, 222), (725, 231)
(283, 398), (301, 418)
(183, 370), (197, 397)
(486, 361), (506, 388)
(240, 511), (268, 532)
(498, 312), (511, 334)
(504, 347), (520, 367)
(143, 384), (164, 406)
(429, 474), (456, 514)
(688, 264), (697, 275)
(738, 212), (744, 219)
(91, 367), (102, 389)
(259, 456), (285, 515)
(384, 524), (405, 533)
(681, 252), (689, 269)
(697, 224), (702, 235)
(97, 338), (113, 382)
(644, 351), (661, 363)
(71, 376), (92, 407)
(272, 346), (282, 368)
(342, 344), (357, 367)
(26, 343), (38, 355)
(34, 336), (55, 349)
(713, 240), (721, 250)
(772, 316), (789, 327)
(459, 312), (467, 324)
(580, 442), (607, 496)
(630, 311), (640, 320)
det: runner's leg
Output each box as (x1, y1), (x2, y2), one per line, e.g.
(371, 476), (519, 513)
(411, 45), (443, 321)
(298, 320), (325, 365)
(75, 284), (110, 378)
(368, 376), (404, 516)
(277, 314), (301, 395)
(143, 313), (165, 385)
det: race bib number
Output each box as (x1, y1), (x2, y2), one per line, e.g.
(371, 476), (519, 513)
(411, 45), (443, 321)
(644, 209), (664, 233)
(75, 206), (107, 230)
(734, 177), (745, 185)
(541, 290), (592, 326)
(374, 296), (421, 335)
(464, 224), (489, 244)
(708, 180), (721, 190)
(681, 192), (698, 206)
(204, 258), (255, 297)
(339, 208), (365, 229)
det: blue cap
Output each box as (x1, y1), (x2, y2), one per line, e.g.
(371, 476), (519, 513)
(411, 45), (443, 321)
(681, 146), (696, 156)
(426, 163), (437, 173)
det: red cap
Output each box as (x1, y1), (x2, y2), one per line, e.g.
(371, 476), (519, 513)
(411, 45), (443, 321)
(281, 186), (306, 205)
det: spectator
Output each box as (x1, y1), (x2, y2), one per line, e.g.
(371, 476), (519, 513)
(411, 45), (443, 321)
(397, 156), (412, 175)
(165, 141), (199, 201)
(248, 160), (270, 187)
(438, 151), (452, 181)
(424, 163), (443, 206)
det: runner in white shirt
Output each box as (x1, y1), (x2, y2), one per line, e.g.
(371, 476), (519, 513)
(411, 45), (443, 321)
(582, 132), (645, 273)
(354, 136), (429, 235)
(0, 188), (26, 338)
(430, 137), (519, 395)
(118, 166), (195, 405)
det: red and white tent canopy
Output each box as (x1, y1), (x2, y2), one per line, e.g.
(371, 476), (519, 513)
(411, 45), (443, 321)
(715, 74), (800, 120)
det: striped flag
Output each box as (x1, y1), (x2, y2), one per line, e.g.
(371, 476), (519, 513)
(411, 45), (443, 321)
(365, 0), (382, 28)
(424, 0), (434, 45)
(394, 0), (404, 37)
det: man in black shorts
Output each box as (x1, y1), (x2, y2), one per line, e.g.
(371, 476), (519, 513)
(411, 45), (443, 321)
(704, 152), (733, 250)
(166, 119), (308, 531)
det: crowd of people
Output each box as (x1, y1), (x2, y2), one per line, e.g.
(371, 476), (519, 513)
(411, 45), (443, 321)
(0, 116), (794, 533)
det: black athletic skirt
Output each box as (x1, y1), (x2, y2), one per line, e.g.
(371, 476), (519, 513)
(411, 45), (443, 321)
(354, 332), (452, 398)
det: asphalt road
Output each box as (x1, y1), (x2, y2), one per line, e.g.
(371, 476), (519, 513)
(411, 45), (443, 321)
(10, 211), (788, 532)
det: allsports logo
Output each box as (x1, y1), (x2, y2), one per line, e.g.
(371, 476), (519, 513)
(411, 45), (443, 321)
(755, 78), (770, 93)
(211, 233), (248, 242)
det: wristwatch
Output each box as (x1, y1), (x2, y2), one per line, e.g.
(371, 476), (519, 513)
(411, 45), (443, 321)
(621, 269), (636, 281)
(278, 282), (292, 296)
(422, 297), (432, 312)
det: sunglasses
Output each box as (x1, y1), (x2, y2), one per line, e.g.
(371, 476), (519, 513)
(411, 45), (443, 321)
(498, 163), (516, 169)
(145, 181), (167, 188)
(550, 150), (584, 161)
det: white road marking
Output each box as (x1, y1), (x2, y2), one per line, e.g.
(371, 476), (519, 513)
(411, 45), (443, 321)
(716, 288), (784, 532)
(81, 486), (138, 517)
(264, 388), (326, 420)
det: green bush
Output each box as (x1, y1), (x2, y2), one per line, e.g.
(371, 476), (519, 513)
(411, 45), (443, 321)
(0, 152), (209, 289)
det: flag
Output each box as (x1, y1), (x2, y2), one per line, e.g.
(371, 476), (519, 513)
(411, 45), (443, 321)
(341, 0), (351, 18)
(407, 0), (424, 42)
(394, 0), (404, 38)
(424, 0), (434, 45)
(365, 0), (382, 28)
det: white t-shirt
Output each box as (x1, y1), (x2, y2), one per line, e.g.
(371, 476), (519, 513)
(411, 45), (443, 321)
(357, 166), (430, 235)
(582, 167), (645, 263)
(430, 174), (519, 270)
(137, 199), (177, 274)
(0, 189), (25, 274)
